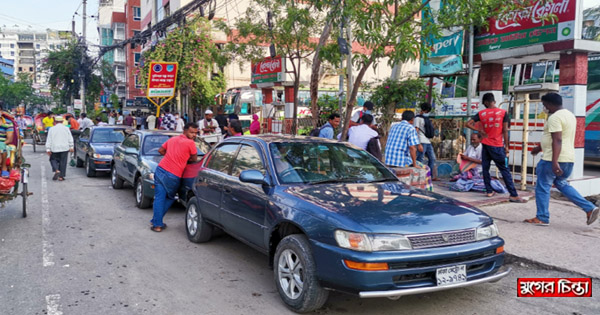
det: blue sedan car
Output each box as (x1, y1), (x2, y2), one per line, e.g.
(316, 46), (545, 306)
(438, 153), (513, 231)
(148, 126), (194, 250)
(76, 126), (128, 177)
(184, 135), (510, 313)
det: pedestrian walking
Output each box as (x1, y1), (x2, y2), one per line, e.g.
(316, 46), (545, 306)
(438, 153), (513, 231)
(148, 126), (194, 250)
(161, 109), (176, 131)
(108, 111), (116, 125)
(414, 102), (438, 180)
(385, 111), (421, 168)
(466, 93), (526, 203)
(125, 113), (134, 127)
(175, 112), (185, 132)
(150, 122), (199, 232)
(136, 114), (144, 130)
(146, 113), (157, 130)
(46, 116), (74, 181)
(116, 112), (124, 125)
(525, 93), (599, 226)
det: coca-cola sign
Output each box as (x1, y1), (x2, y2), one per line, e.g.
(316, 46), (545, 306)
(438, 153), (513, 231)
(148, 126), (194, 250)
(489, 0), (575, 35)
(251, 56), (285, 84)
(474, 0), (576, 54)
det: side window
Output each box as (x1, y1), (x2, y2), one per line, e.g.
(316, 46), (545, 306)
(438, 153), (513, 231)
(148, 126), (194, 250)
(205, 144), (239, 175)
(231, 145), (265, 177)
(122, 134), (138, 148)
(81, 128), (90, 139)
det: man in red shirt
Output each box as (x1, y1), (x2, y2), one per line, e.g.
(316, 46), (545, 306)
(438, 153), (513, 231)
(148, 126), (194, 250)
(150, 122), (199, 232)
(466, 93), (526, 203)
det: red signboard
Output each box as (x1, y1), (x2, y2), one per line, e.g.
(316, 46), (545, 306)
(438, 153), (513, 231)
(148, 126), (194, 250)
(517, 278), (592, 297)
(251, 56), (285, 84)
(147, 62), (178, 98)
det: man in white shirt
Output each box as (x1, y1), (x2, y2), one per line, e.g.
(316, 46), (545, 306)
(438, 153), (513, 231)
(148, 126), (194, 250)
(197, 109), (221, 135)
(146, 113), (157, 130)
(78, 113), (94, 131)
(108, 111), (116, 125)
(117, 113), (124, 125)
(347, 114), (379, 150)
(175, 112), (185, 132)
(46, 116), (74, 181)
(459, 133), (483, 176)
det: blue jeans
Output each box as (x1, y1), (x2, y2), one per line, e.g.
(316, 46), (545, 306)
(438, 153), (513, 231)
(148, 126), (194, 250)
(151, 166), (181, 228)
(417, 143), (436, 176)
(481, 144), (518, 197)
(535, 160), (595, 223)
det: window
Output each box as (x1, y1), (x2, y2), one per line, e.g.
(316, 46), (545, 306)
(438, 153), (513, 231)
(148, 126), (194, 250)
(588, 55), (600, 90)
(11, 51), (15, 56)
(122, 134), (140, 149)
(10, 44), (14, 48)
(56, 44), (61, 49)
(134, 75), (142, 89)
(49, 44), (55, 50)
(205, 144), (239, 174)
(134, 52), (141, 66)
(142, 135), (170, 155)
(133, 30), (140, 38)
(29, 67), (33, 72)
(91, 129), (126, 143)
(18, 67), (22, 71)
(133, 6), (141, 21)
(81, 128), (91, 139)
(36, 44), (40, 49)
(232, 145), (265, 177)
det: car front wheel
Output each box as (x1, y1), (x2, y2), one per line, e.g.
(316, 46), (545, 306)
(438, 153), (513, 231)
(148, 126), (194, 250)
(85, 157), (96, 177)
(135, 178), (152, 209)
(111, 165), (124, 189)
(274, 234), (329, 313)
(185, 197), (213, 243)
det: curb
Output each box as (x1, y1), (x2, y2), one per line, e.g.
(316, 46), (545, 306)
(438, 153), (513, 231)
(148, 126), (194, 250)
(505, 252), (599, 280)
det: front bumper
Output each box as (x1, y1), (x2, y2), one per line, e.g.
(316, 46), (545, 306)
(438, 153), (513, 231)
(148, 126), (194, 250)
(311, 237), (507, 296)
(90, 158), (112, 171)
(143, 178), (155, 198)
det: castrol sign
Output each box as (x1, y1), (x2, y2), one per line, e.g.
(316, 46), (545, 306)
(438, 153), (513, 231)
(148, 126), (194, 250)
(251, 56), (285, 84)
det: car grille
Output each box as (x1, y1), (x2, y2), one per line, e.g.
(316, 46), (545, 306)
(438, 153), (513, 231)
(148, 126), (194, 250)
(388, 250), (495, 269)
(407, 229), (476, 249)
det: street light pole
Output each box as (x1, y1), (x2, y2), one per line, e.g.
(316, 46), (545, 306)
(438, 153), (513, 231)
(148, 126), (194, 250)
(80, 0), (87, 114)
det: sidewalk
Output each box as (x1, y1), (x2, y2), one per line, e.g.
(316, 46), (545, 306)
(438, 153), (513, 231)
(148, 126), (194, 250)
(433, 181), (600, 279)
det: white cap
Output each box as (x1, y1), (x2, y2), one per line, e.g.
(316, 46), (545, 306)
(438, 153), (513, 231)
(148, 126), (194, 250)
(205, 109), (213, 115)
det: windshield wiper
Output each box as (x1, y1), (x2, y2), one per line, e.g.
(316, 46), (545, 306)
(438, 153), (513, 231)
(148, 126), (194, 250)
(308, 177), (368, 185)
(367, 178), (399, 183)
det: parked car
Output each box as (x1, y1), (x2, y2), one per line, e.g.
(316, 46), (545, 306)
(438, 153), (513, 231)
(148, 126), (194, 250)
(76, 126), (129, 177)
(111, 130), (212, 208)
(183, 135), (510, 312)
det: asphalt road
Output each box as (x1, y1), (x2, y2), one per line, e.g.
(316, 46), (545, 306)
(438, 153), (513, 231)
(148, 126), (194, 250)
(1, 144), (599, 315)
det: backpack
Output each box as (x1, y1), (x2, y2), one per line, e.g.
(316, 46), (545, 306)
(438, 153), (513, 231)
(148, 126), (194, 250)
(309, 124), (332, 137)
(417, 114), (435, 138)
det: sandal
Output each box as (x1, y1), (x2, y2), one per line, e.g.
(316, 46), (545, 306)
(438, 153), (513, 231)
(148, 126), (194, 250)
(524, 217), (549, 226)
(150, 226), (163, 232)
(52, 172), (60, 181)
(486, 191), (496, 197)
(587, 207), (599, 225)
(509, 197), (528, 203)
(58, 177), (65, 181)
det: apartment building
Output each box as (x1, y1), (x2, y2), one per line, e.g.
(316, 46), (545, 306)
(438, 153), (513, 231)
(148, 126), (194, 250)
(0, 29), (72, 84)
(0, 57), (14, 80)
(125, 0), (144, 102)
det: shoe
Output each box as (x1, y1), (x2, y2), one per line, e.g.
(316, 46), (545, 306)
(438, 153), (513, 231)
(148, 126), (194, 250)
(509, 197), (528, 203)
(52, 172), (59, 181)
(587, 207), (599, 225)
(524, 217), (549, 226)
(150, 226), (163, 232)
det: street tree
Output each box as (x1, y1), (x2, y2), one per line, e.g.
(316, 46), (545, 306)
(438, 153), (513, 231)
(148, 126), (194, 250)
(218, 0), (325, 134)
(0, 73), (45, 110)
(138, 16), (227, 111)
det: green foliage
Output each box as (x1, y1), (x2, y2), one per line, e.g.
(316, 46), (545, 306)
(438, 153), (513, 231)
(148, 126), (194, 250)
(0, 73), (46, 109)
(138, 16), (227, 107)
(110, 94), (120, 111)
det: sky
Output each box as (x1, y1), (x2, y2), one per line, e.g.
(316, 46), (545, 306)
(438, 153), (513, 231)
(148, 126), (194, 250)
(0, 0), (100, 44)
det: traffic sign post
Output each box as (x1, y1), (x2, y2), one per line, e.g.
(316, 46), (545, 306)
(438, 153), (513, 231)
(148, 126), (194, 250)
(146, 62), (178, 116)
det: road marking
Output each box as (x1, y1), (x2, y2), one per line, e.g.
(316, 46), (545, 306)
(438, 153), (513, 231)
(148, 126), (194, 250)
(41, 164), (54, 267)
(45, 294), (63, 315)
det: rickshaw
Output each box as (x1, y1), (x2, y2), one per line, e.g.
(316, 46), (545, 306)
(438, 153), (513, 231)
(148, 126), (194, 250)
(32, 113), (49, 153)
(22, 115), (34, 138)
(0, 112), (31, 218)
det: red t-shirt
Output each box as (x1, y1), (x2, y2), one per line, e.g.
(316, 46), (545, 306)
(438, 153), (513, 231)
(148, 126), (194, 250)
(158, 135), (197, 177)
(472, 108), (509, 147)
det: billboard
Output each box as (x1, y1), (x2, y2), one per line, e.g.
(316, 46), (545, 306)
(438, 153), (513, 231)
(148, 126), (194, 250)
(251, 56), (285, 84)
(582, 1), (600, 41)
(147, 62), (178, 97)
(475, 0), (576, 53)
(420, 0), (464, 76)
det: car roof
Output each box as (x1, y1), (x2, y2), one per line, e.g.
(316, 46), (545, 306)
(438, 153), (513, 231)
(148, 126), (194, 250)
(90, 125), (129, 130)
(137, 130), (181, 136)
(222, 134), (342, 145)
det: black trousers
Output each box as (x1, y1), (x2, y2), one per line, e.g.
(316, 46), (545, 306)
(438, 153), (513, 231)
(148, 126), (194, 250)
(50, 151), (69, 178)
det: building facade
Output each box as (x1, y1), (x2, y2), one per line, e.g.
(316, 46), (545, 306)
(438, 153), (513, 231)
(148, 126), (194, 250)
(0, 57), (14, 80)
(124, 0), (144, 102)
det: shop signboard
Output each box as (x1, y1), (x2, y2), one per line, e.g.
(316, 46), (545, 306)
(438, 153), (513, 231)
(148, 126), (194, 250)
(420, 0), (464, 76)
(582, 1), (600, 41)
(251, 56), (285, 84)
(146, 61), (178, 115)
(475, 0), (576, 53)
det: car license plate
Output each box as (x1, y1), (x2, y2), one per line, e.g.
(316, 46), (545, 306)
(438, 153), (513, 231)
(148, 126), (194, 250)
(436, 264), (467, 286)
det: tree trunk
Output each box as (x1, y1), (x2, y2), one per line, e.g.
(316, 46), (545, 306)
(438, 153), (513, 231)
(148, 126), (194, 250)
(309, 21), (333, 129)
(340, 58), (374, 141)
(379, 102), (397, 153)
(291, 57), (300, 135)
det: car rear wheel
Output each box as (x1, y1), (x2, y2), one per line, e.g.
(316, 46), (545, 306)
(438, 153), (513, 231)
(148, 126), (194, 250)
(135, 177), (152, 209)
(111, 165), (124, 189)
(85, 157), (96, 177)
(185, 197), (213, 243)
(76, 157), (83, 168)
(274, 234), (329, 313)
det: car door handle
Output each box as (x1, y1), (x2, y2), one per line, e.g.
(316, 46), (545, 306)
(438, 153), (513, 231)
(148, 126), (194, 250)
(223, 186), (232, 194)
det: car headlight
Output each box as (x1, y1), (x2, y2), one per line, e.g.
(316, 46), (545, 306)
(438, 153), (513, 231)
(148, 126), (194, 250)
(93, 153), (112, 159)
(146, 172), (154, 181)
(334, 230), (412, 252)
(476, 223), (499, 241)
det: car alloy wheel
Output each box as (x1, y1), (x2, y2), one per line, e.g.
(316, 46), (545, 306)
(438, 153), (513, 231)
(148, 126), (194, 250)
(187, 203), (198, 236)
(111, 168), (117, 185)
(278, 249), (305, 300)
(136, 180), (143, 204)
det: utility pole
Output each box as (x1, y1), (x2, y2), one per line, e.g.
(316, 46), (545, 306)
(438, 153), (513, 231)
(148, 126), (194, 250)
(80, 0), (87, 113)
(338, 19), (344, 121)
(466, 25), (474, 143)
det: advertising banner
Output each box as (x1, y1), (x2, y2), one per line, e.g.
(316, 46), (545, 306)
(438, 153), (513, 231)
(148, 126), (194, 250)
(420, 0), (464, 76)
(475, 0), (576, 53)
(251, 56), (285, 84)
(582, 2), (600, 41)
(147, 62), (178, 98)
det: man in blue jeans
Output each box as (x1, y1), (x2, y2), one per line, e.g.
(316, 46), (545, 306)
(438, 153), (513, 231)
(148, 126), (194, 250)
(526, 93), (598, 226)
(415, 102), (438, 180)
(150, 122), (199, 232)
(466, 93), (526, 203)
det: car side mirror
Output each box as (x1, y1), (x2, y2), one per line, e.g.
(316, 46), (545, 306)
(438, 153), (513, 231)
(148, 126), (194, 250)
(240, 170), (270, 186)
(125, 147), (138, 155)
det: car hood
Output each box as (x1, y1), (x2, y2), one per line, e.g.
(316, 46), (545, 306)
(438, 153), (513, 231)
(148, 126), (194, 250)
(283, 182), (492, 234)
(140, 155), (163, 172)
(90, 143), (119, 155)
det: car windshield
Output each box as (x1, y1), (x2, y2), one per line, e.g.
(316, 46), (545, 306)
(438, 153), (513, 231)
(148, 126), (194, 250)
(269, 142), (397, 184)
(91, 129), (126, 143)
(142, 135), (171, 155)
